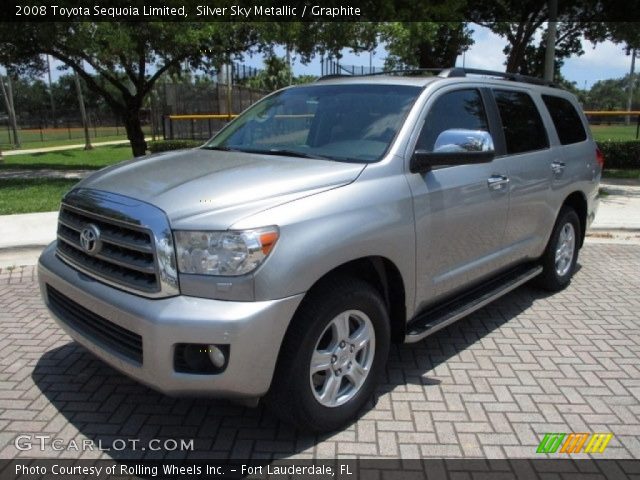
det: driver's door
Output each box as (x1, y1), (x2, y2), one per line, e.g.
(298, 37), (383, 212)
(405, 87), (511, 311)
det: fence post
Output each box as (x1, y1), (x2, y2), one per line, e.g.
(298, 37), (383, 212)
(162, 115), (166, 140)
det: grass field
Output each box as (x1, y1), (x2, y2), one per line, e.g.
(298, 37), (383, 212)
(0, 125), (152, 150)
(0, 144), (133, 170)
(0, 145), (134, 214)
(0, 178), (78, 215)
(590, 124), (639, 142)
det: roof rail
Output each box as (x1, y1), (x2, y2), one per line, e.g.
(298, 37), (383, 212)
(459, 68), (556, 87)
(316, 67), (556, 87)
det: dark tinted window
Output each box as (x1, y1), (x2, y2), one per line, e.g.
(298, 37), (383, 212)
(542, 95), (587, 145)
(417, 89), (489, 151)
(493, 90), (549, 154)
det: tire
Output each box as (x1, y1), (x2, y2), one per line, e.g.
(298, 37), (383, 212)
(535, 206), (581, 291)
(266, 276), (390, 432)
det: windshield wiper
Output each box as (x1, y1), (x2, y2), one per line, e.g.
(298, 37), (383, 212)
(201, 145), (242, 152)
(203, 146), (356, 162)
(245, 148), (337, 161)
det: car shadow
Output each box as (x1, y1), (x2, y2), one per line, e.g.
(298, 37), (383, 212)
(31, 281), (556, 461)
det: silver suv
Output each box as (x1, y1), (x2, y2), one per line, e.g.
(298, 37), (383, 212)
(38, 68), (602, 431)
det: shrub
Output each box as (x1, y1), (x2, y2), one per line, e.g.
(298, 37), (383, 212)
(597, 141), (640, 169)
(147, 140), (203, 153)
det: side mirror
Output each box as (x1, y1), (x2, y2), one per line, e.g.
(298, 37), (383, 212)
(410, 129), (496, 173)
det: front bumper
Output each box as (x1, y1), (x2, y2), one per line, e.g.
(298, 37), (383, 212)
(38, 242), (304, 399)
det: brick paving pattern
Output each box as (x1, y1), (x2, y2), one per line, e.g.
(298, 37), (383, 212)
(0, 244), (638, 460)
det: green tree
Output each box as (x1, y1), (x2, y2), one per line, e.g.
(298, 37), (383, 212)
(585, 75), (640, 110)
(0, 22), (257, 156)
(590, 23), (640, 122)
(257, 22), (379, 64)
(245, 56), (293, 91)
(471, 0), (603, 75)
(381, 23), (474, 69)
(3, 75), (50, 120)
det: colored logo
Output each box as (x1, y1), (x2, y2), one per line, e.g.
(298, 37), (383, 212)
(536, 433), (613, 454)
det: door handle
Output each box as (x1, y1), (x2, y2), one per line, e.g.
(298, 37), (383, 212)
(487, 175), (509, 191)
(551, 161), (566, 175)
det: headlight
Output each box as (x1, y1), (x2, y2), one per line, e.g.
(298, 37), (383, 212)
(174, 227), (279, 276)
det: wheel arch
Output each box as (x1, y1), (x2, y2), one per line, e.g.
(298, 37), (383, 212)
(561, 191), (588, 248)
(285, 256), (408, 347)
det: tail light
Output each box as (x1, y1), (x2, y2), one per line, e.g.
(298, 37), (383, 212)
(595, 147), (605, 168)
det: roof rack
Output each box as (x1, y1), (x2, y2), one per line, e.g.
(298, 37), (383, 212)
(317, 67), (556, 88)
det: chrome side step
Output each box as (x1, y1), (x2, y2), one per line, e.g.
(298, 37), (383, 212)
(404, 264), (543, 344)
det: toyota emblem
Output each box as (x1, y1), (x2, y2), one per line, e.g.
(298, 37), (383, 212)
(79, 224), (102, 255)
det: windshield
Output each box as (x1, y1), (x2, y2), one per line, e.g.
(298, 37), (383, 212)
(204, 84), (421, 163)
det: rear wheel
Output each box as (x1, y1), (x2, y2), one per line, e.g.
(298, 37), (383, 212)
(535, 206), (581, 291)
(267, 277), (390, 432)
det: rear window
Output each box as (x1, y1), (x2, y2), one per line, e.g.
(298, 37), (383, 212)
(542, 95), (587, 145)
(493, 90), (549, 154)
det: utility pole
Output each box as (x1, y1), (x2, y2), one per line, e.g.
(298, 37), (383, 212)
(544, 0), (558, 82)
(226, 62), (233, 121)
(46, 55), (56, 128)
(73, 71), (92, 150)
(0, 72), (20, 148)
(626, 48), (637, 126)
(286, 46), (292, 86)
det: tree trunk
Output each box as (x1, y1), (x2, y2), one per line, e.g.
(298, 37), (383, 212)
(122, 107), (147, 157)
(0, 74), (20, 148)
(74, 72), (93, 151)
(506, 41), (527, 73)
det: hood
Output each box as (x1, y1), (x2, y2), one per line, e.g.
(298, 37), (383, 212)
(74, 148), (365, 229)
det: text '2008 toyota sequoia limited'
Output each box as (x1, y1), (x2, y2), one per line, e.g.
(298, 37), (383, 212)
(38, 68), (602, 431)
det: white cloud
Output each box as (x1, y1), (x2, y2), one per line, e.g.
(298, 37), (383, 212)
(456, 25), (506, 71)
(563, 40), (632, 88)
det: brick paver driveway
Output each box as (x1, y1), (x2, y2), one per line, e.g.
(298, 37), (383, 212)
(0, 243), (638, 460)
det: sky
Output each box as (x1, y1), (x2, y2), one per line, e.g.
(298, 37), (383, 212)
(39, 23), (635, 90)
(251, 24), (634, 90)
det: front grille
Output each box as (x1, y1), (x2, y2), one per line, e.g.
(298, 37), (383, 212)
(47, 286), (143, 364)
(56, 205), (159, 294)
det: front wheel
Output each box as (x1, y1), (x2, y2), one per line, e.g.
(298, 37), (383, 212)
(535, 206), (581, 291)
(267, 277), (390, 432)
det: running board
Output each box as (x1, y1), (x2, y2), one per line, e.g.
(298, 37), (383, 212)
(404, 264), (542, 344)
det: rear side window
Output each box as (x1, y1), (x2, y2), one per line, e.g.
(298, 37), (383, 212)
(542, 95), (587, 145)
(493, 90), (549, 154)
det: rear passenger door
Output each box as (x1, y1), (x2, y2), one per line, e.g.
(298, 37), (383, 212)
(491, 89), (553, 263)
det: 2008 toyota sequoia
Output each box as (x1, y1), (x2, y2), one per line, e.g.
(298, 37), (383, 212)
(39, 68), (602, 431)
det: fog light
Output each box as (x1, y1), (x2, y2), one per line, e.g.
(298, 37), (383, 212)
(174, 343), (229, 374)
(207, 345), (226, 368)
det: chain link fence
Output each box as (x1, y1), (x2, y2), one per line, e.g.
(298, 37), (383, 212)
(154, 81), (268, 141)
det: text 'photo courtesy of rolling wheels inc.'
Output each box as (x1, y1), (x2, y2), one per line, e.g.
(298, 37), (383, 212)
(1, 0), (640, 479)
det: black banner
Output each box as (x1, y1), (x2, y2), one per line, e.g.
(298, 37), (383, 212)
(1, 0), (640, 22)
(1, 459), (640, 480)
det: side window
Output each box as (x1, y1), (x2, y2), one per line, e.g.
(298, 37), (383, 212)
(493, 90), (549, 154)
(416, 89), (489, 152)
(542, 95), (587, 145)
